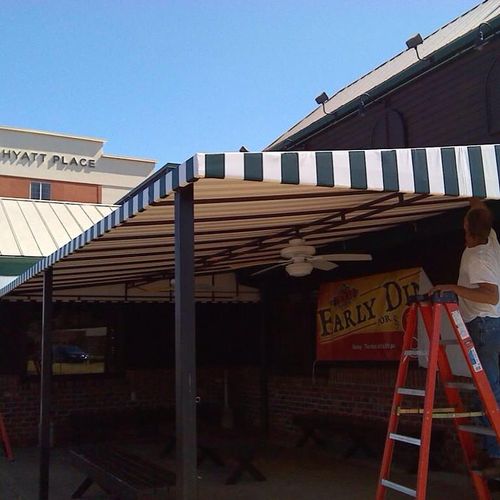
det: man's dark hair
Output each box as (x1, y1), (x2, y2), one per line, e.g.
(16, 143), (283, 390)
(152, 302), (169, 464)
(466, 207), (493, 241)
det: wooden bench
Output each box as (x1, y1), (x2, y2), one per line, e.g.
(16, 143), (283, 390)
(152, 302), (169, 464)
(70, 446), (176, 499)
(70, 407), (174, 445)
(292, 413), (447, 472)
(162, 426), (266, 485)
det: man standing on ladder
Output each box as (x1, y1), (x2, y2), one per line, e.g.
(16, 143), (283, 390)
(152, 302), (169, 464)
(434, 197), (500, 476)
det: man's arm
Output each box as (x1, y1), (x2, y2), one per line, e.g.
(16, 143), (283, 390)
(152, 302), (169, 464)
(432, 282), (499, 305)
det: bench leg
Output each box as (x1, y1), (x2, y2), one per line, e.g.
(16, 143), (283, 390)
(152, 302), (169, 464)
(72, 477), (93, 498)
(161, 435), (176, 457)
(296, 428), (325, 447)
(198, 446), (225, 467)
(225, 458), (266, 485)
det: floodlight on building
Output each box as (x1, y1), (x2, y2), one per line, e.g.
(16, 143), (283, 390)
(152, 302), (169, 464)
(405, 33), (426, 61)
(315, 92), (336, 117)
(475, 22), (493, 50)
(358, 93), (370, 117)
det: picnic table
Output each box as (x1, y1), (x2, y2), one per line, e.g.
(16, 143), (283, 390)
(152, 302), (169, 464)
(70, 445), (175, 499)
(163, 425), (266, 485)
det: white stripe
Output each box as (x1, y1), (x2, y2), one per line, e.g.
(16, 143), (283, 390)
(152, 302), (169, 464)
(365, 150), (384, 190)
(132, 195), (139, 215)
(331, 151), (351, 188)
(179, 162), (188, 187)
(194, 154), (205, 178)
(396, 148), (415, 193)
(481, 145), (500, 199)
(153, 180), (160, 201)
(165, 172), (173, 194)
(223, 153), (245, 180)
(426, 148), (445, 195)
(262, 153), (282, 182)
(455, 146), (473, 197)
(297, 152), (317, 185)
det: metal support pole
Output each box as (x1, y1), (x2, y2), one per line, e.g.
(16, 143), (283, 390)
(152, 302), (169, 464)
(259, 298), (269, 433)
(39, 267), (53, 500)
(175, 182), (197, 500)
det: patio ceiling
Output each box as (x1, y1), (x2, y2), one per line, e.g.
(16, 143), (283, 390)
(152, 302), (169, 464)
(1, 144), (499, 300)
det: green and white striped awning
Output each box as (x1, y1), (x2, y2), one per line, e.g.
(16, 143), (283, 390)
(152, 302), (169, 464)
(1, 144), (499, 300)
(195, 145), (500, 197)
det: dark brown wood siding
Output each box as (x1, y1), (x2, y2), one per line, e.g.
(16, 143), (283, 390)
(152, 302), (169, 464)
(302, 39), (500, 151)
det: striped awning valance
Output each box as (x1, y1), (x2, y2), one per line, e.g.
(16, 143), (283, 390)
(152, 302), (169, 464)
(192, 145), (500, 198)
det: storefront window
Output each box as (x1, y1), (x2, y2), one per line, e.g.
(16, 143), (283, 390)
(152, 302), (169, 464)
(0, 302), (122, 377)
(26, 326), (108, 376)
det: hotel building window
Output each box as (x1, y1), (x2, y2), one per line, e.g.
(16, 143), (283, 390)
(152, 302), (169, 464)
(30, 181), (51, 200)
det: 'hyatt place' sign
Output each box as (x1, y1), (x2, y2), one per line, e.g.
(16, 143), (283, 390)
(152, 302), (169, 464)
(1, 149), (96, 168)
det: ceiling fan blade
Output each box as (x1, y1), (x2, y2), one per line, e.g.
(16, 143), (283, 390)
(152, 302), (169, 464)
(311, 260), (338, 271)
(251, 262), (289, 276)
(315, 253), (372, 262)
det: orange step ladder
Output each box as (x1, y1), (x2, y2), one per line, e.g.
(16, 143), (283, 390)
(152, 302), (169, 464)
(0, 412), (13, 461)
(376, 292), (500, 499)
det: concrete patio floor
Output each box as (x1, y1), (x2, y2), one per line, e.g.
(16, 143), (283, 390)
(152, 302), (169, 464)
(0, 439), (498, 499)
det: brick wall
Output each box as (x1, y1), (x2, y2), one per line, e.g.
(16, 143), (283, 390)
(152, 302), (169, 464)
(0, 364), (472, 469)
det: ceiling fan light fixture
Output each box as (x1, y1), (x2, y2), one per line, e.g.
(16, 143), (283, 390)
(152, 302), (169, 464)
(280, 238), (315, 259)
(286, 261), (313, 277)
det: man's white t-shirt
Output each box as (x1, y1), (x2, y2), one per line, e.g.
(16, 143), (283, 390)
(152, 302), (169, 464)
(458, 229), (500, 322)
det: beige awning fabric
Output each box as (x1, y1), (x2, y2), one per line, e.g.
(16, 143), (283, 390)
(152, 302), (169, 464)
(1, 145), (497, 301)
(0, 198), (117, 257)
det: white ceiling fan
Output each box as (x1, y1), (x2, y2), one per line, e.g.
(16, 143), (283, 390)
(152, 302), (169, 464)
(252, 238), (372, 277)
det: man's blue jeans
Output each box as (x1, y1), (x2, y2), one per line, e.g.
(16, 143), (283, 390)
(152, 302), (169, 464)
(466, 316), (500, 459)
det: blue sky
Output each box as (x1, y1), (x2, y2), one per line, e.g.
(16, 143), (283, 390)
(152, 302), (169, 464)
(2, 0), (481, 166)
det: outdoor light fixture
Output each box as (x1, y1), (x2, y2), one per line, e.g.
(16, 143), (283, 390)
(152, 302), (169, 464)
(475, 22), (493, 50)
(315, 92), (329, 105)
(358, 93), (370, 117)
(405, 33), (426, 61)
(315, 92), (336, 117)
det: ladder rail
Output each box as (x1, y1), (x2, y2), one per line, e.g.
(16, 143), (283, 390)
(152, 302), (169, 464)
(0, 413), (13, 462)
(443, 303), (500, 439)
(414, 302), (442, 500)
(375, 303), (419, 500)
(419, 301), (491, 499)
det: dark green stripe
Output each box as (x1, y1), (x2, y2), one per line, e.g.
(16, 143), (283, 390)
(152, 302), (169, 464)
(441, 148), (459, 196)
(411, 149), (429, 194)
(205, 154), (225, 178)
(349, 151), (367, 189)
(137, 190), (144, 211)
(281, 153), (299, 184)
(159, 175), (167, 198)
(315, 152), (334, 186)
(244, 153), (263, 181)
(171, 167), (179, 190)
(186, 157), (195, 182)
(148, 184), (154, 204)
(468, 146), (486, 198)
(381, 150), (399, 191)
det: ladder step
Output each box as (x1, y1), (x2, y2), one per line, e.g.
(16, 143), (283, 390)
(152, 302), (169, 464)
(440, 339), (458, 346)
(390, 433), (421, 446)
(380, 479), (416, 497)
(458, 425), (496, 437)
(404, 350), (428, 357)
(445, 382), (476, 391)
(397, 388), (425, 396)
